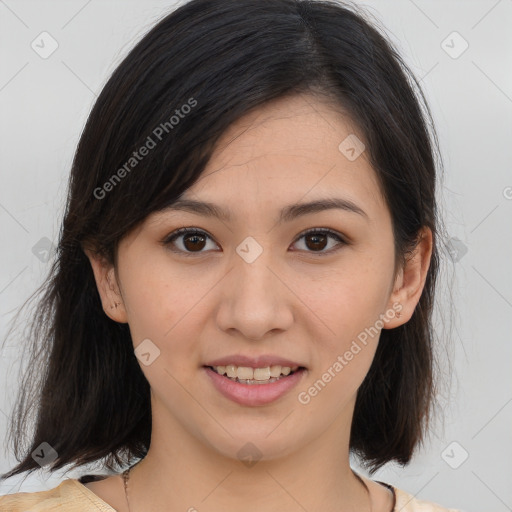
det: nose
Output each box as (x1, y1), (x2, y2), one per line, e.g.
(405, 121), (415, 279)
(215, 249), (294, 341)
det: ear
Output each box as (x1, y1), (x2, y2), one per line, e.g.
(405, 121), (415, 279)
(383, 226), (433, 329)
(83, 247), (128, 324)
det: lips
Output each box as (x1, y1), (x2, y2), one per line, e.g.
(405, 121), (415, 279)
(202, 354), (307, 405)
(204, 365), (307, 406)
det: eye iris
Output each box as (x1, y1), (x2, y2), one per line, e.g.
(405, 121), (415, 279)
(183, 233), (206, 251)
(305, 233), (327, 251)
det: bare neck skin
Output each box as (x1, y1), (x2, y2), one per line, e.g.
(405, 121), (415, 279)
(124, 397), (371, 512)
(85, 395), (394, 512)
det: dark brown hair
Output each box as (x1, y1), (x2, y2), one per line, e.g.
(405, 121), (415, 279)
(1, 0), (447, 482)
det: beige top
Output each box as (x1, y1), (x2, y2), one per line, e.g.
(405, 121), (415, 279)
(0, 477), (463, 512)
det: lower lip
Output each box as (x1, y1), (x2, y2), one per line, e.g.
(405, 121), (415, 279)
(203, 366), (306, 406)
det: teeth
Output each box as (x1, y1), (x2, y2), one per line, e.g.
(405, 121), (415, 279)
(254, 367), (271, 380)
(212, 364), (299, 380)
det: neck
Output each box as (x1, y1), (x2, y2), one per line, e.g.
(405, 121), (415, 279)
(123, 398), (371, 512)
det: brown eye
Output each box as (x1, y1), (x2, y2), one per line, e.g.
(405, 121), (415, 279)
(163, 228), (218, 255)
(163, 227), (347, 257)
(182, 232), (206, 251)
(304, 232), (328, 251)
(292, 228), (347, 254)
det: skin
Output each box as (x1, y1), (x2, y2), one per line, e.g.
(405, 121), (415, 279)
(84, 93), (432, 512)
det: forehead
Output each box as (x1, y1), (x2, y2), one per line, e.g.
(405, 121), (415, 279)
(184, 93), (386, 216)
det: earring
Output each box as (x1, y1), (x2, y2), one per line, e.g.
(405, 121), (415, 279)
(396, 311), (401, 318)
(110, 301), (121, 309)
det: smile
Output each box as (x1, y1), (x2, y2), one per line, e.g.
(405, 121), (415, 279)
(203, 365), (307, 406)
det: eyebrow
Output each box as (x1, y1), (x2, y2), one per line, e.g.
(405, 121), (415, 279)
(162, 197), (368, 223)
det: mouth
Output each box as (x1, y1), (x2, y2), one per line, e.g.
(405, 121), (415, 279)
(202, 364), (308, 406)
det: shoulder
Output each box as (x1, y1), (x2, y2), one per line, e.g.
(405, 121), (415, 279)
(0, 478), (115, 512)
(0, 477), (466, 512)
(394, 485), (466, 512)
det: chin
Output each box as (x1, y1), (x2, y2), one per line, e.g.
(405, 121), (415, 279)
(201, 426), (303, 464)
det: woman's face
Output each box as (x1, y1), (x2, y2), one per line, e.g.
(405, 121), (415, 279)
(88, 93), (429, 463)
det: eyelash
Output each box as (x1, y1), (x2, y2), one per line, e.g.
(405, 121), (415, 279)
(162, 227), (348, 257)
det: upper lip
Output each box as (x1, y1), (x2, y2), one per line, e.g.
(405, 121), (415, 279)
(204, 354), (305, 368)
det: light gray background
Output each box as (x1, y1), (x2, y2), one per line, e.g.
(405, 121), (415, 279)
(0, 1), (511, 511)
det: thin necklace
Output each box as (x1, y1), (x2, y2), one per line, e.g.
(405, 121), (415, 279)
(121, 465), (390, 512)
(122, 467), (132, 512)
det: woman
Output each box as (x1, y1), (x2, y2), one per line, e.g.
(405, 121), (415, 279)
(0, 0), (462, 510)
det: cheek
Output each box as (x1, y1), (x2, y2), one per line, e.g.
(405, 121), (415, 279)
(299, 280), (385, 411)
(121, 266), (174, 340)
(119, 254), (213, 365)
(301, 252), (392, 364)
